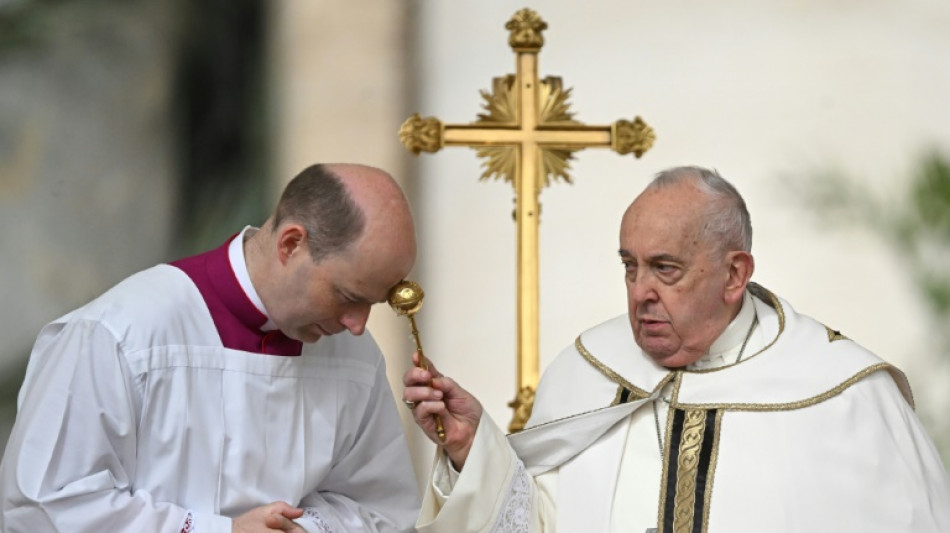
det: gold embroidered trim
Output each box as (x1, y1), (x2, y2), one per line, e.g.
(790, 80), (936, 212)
(747, 282), (785, 328)
(575, 290), (907, 412)
(575, 336), (642, 394)
(885, 366), (915, 409)
(669, 373), (683, 435)
(656, 374), (682, 533)
(825, 325), (849, 342)
(661, 377), (720, 533)
(601, 285), (785, 378)
(672, 409), (706, 532)
(674, 363), (899, 411)
(690, 284), (785, 372)
(575, 336), (663, 398)
(748, 284), (785, 353)
(701, 410), (724, 531)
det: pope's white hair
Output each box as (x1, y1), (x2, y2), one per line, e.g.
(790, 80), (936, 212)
(646, 166), (752, 253)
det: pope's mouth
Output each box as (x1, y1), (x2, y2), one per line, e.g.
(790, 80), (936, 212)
(638, 319), (668, 333)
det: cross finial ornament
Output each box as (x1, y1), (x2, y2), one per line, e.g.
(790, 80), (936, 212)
(505, 8), (546, 51)
(399, 9), (655, 432)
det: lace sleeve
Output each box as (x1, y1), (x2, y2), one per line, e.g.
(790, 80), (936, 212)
(297, 507), (335, 533)
(490, 459), (532, 533)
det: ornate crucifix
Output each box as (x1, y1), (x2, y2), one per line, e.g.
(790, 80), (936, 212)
(398, 8), (655, 432)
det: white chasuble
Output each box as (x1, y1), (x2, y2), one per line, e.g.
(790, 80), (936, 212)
(417, 284), (950, 532)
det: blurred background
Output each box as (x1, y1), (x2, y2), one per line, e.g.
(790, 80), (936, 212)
(1, 0), (948, 490)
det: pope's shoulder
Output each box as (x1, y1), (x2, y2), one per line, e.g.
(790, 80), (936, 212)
(528, 314), (638, 427)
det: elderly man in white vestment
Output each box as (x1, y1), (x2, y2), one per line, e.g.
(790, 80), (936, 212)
(0, 164), (421, 532)
(403, 166), (950, 532)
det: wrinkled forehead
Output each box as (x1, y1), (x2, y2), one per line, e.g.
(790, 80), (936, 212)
(620, 191), (707, 251)
(622, 197), (699, 231)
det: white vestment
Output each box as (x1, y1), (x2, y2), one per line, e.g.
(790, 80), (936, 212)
(417, 285), (950, 532)
(0, 231), (420, 532)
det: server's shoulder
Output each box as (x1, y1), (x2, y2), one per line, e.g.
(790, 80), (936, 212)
(56, 265), (205, 347)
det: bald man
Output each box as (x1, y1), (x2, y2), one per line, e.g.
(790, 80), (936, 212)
(404, 166), (950, 532)
(0, 164), (421, 532)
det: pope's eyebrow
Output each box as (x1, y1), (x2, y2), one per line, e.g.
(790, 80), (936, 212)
(648, 253), (679, 263)
(618, 249), (679, 262)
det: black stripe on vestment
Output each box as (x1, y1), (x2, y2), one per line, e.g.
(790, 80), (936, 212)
(660, 408), (720, 533)
(661, 409), (685, 531)
(618, 387), (632, 404)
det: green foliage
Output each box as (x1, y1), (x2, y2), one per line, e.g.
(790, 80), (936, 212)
(798, 151), (950, 332)
(914, 155), (950, 241)
(903, 154), (950, 322)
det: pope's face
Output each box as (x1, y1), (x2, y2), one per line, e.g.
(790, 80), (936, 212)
(620, 183), (734, 368)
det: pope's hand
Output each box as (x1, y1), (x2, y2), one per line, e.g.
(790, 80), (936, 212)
(232, 501), (306, 532)
(403, 351), (483, 469)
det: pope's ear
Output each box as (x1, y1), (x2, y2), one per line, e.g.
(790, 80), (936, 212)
(276, 224), (307, 265)
(724, 251), (754, 304)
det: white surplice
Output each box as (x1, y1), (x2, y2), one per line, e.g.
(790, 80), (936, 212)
(417, 284), (950, 532)
(0, 231), (419, 533)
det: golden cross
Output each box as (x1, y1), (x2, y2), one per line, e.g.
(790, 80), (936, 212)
(398, 8), (655, 432)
